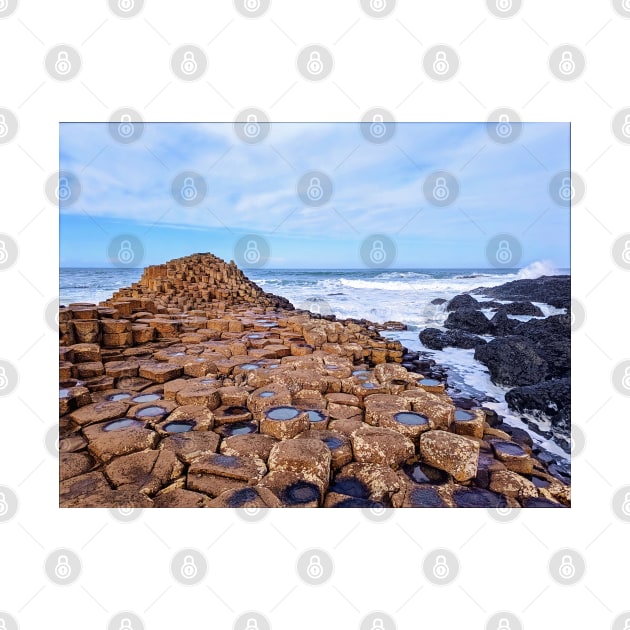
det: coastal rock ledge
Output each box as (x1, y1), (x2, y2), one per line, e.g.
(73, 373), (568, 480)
(58, 253), (570, 508)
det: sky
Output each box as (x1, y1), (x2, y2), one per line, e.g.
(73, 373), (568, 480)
(59, 121), (570, 269)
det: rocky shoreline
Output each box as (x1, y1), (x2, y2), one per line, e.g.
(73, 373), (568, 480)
(58, 254), (570, 508)
(419, 275), (571, 452)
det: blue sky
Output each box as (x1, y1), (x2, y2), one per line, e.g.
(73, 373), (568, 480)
(59, 122), (570, 269)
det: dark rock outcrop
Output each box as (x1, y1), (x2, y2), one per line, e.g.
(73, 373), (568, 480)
(419, 327), (486, 351)
(472, 275), (570, 310)
(446, 294), (480, 311)
(444, 308), (494, 335)
(497, 301), (544, 317)
(474, 337), (548, 386)
(505, 378), (570, 451)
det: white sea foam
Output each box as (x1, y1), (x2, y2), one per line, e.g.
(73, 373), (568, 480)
(516, 259), (560, 279)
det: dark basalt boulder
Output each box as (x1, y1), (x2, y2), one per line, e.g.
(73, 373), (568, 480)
(419, 327), (487, 351)
(490, 310), (518, 336)
(474, 337), (548, 386)
(446, 294), (480, 311)
(505, 378), (571, 451)
(444, 308), (494, 335)
(496, 301), (544, 317)
(472, 275), (570, 310)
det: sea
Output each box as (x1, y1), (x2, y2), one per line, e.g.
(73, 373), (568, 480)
(60, 261), (570, 459)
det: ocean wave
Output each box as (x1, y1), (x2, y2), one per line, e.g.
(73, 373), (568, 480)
(374, 271), (430, 279)
(517, 260), (560, 279)
(339, 278), (422, 291)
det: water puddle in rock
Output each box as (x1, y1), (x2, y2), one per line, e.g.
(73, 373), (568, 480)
(227, 487), (258, 507)
(136, 405), (168, 417)
(239, 364), (259, 371)
(408, 485), (445, 507)
(266, 406), (299, 420)
(494, 441), (526, 456)
(223, 406), (248, 416)
(131, 393), (162, 403)
(452, 487), (507, 508)
(163, 420), (195, 433)
(107, 393), (132, 401)
(454, 409), (474, 421)
(220, 422), (257, 436)
(259, 391), (275, 398)
(329, 478), (370, 499)
(280, 481), (320, 505)
(59, 389), (70, 398)
(394, 411), (429, 426)
(104, 418), (142, 431)
(321, 435), (344, 449)
(421, 378), (441, 386)
(307, 410), (326, 422)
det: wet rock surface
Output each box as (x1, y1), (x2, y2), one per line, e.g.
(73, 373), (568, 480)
(418, 275), (570, 453)
(58, 254), (570, 507)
